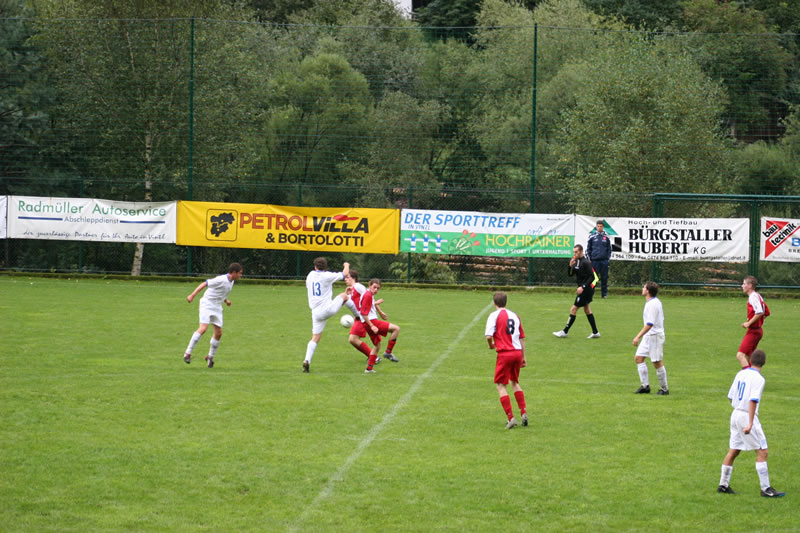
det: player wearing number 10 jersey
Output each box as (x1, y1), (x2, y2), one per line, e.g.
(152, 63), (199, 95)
(485, 291), (528, 430)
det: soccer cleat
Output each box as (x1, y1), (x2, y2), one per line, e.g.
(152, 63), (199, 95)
(657, 388), (669, 395)
(552, 330), (568, 338)
(587, 332), (601, 339)
(183, 353), (191, 364)
(302, 360), (310, 373)
(384, 352), (400, 362)
(204, 355), (214, 368)
(717, 485), (736, 494)
(761, 487), (786, 498)
(521, 413), (528, 427)
(374, 356), (382, 365)
(364, 368), (376, 374)
(635, 385), (651, 394)
(505, 417), (518, 430)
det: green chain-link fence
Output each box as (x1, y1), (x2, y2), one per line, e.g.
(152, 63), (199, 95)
(2, 18), (799, 286)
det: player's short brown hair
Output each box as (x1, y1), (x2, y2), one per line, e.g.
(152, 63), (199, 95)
(750, 349), (766, 367)
(493, 291), (507, 308)
(228, 262), (243, 273)
(313, 257), (328, 270)
(744, 275), (758, 288)
(349, 269), (359, 282)
(644, 281), (659, 297)
(369, 278), (381, 287)
(574, 244), (584, 252)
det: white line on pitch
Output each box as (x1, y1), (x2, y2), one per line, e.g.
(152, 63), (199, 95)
(290, 302), (493, 532)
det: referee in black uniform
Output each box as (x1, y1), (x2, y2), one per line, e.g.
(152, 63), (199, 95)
(553, 244), (601, 339)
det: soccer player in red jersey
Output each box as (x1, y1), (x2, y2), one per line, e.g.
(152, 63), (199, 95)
(485, 291), (528, 429)
(736, 276), (769, 369)
(347, 277), (400, 373)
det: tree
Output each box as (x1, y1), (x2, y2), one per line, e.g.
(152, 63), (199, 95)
(582, 0), (683, 30)
(547, 35), (731, 216)
(32, 0), (262, 275)
(256, 52), (372, 204)
(680, 0), (793, 140)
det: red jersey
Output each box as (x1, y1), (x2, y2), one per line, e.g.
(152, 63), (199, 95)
(746, 292), (766, 329)
(485, 308), (525, 353)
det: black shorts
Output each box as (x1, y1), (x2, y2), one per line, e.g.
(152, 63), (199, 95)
(573, 286), (594, 307)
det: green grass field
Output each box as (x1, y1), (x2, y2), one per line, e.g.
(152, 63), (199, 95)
(1, 276), (798, 532)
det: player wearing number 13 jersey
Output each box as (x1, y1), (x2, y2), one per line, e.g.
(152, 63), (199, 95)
(485, 291), (528, 429)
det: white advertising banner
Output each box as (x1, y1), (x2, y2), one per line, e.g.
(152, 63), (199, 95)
(575, 215), (749, 262)
(760, 217), (800, 262)
(400, 209), (575, 257)
(8, 196), (177, 243)
(0, 196), (7, 239)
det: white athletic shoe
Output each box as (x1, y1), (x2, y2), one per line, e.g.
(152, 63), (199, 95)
(552, 330), (568, 338)
(587, 332), (601, 339)
(505, 417), (518, 430)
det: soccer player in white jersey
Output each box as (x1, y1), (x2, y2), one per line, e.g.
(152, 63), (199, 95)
(632, 281), (668, 395)
(183, 262), (243, 368)
(302, 257), (361, 373)
(485, 291), (527, 430)
(717, 349), (785, 498)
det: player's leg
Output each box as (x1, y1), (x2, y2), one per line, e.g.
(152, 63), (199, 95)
(554, 304), (578, 337)
(583, 301), (599, 337)
(651, 335), (668, 394)
(303, 313), (325, 372)
(349, 323), (372, 359)
(185, 322), (210, 363)
(383, 322), (400, 362)
(366, 334), (382, 372)
(206, 324), (222, 368)
(737, 329), (761, 368)
(634, 353), (650, 393)
(718, 448), (740, 493)
(509, 369), (527, 426)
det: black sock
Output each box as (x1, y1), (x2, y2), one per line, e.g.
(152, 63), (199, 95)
(564, 314), (576, 332)
(587, 313), (598, 334)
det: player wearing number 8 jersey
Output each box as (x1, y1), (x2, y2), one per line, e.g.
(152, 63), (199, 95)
(485, 292), (528, 429)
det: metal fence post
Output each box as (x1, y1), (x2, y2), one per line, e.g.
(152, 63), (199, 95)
(186, 17), (196, 275)
(527, 24), (538, 286)
(407, 185), (413, 283)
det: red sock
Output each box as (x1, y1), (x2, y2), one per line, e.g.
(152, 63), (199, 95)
(386, 339), (397, 354)
(500, 395), (514, 420)
(367, 352), (377, 370)
(357, 342), (371, 358)
(514, 390), (526, 415)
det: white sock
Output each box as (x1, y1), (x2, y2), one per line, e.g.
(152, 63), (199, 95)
(209, 338), (220, 357)
(756, 461), (770, 490)
(186, 331), (202, 354)
(305, 340), (317, 363)
(656, 366), (668, 390)
(637, 363), (649, 386)
(719, 464), (733, 487)
(344, 298), (362, 321)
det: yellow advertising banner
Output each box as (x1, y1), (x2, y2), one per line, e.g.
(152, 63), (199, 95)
(177, 201), (399, 254)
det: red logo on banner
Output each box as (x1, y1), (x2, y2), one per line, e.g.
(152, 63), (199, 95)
(763, 219), (800, 258)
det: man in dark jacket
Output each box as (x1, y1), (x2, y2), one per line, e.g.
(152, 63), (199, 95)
(587, 220), (611, 298)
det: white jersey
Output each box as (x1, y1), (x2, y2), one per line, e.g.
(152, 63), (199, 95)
(200, 273), (235, 308)
(728, 367), (765, 414)
(306, 270), (343, 310)
(642, 297), (664, 336)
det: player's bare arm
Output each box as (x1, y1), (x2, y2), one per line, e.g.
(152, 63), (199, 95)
(633, 324), (652, 346)
(520, 338), (527, 367)
(225, 299), (231, 307)
(187, 281), (207, 303)
(743, 400), (757, 434)
(741, 313), (764, 328)
(486, 336), (495, 350)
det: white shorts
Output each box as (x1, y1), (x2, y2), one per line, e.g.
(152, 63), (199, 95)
(635, 333), (664, 362)
(199, 303), (224, 327)
(729, 410), (767, 451)
(310, 297), (344, 335)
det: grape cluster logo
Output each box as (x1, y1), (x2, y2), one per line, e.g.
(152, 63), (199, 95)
(207, 210), (237, 241)
(450, 230), (481, 254)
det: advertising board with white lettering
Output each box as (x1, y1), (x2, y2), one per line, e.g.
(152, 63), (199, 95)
(8, 196), (177, 243)
(760, 217), (800, 262)
(400, 209), (574, 257)
(575, 215), (749, 262)
(0, 196), (7, 239)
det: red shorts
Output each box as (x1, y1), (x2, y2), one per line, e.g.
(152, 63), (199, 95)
(350, 319), (390, 345)
(494, 350), (524, 385)
(738, 328), (763, 356)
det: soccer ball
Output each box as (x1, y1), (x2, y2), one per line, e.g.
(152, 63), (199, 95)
(340, 314), (354, 328)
